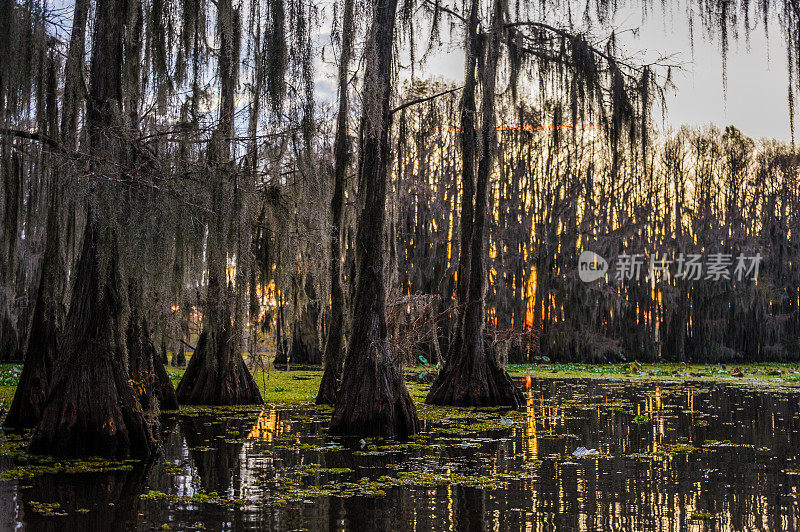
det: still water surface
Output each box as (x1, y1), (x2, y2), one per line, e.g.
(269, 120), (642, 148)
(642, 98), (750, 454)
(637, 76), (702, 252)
(2, 378), (799, 530)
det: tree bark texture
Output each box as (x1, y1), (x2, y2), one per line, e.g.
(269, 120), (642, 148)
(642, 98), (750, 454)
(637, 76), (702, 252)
(329, 0), (419, 439)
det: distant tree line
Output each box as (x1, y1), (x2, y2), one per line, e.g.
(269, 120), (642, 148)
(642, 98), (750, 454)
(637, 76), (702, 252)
(391, 94), (800, 364)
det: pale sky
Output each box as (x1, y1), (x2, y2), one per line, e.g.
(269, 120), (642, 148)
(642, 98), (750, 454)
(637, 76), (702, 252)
(409, 4), (793, 141)
(316, 1), (794, 142)
(617, 5), (793, 141)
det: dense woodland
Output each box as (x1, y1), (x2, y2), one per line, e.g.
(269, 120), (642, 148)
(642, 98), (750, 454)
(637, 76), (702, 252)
(1, 0), (800, 456)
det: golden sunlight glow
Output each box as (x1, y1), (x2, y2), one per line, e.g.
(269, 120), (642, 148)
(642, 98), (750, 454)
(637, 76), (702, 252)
(248, 409), (284, 442)
(525, 268), (537, 329)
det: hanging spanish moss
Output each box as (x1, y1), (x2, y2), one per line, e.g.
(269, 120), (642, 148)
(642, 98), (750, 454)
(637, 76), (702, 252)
(1, 0), (799, 457)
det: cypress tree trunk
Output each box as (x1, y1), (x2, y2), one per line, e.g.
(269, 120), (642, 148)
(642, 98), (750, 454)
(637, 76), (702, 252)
(456, 0), (479, 316)
(176, 0), (262, 405)
(426, 0), (523, 408)
(127, 286), (179, 412)
(273, 294), (287, 367)
(5, 0), (90, 429)
(3, 178), (62, 429)
(159, 339), (168, 365)
(442, 0), (479, 369)
(60, 0), (90, 149)
(329, 0), (419, 439)
(172, 344), (186, 367)
(152, 332), (179, 410)
(288, 311), (322, 364)
(286, 277), (322, 365)
(29, 223), (155, 457)
(119, 0), (178, 414)
(28, 0), (156, 458)
(172, 305), (189, 367)
(317, 0), (355, 405)
(0, 149), (21, 363)
(175, 323), (262, 404)
(4, 51), (62, 429)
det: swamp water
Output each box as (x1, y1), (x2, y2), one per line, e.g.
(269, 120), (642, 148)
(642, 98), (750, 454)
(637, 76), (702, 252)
(1, 378), (799, 530)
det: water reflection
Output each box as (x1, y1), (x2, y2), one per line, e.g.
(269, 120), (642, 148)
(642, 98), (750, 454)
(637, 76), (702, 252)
(522, 383), (538, 462)
(180, 414), (251, 494)
(248, 409), (283, 441)
(2, 378), (800, 530)
(13, 463), (152, 530)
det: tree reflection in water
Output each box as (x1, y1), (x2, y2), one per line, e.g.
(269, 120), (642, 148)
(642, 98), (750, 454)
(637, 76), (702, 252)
(3, 380), (799, 530)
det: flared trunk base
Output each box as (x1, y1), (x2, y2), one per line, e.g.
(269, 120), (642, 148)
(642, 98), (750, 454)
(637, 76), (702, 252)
(4, 367), (49, 430)
(128, 316), (178, 411)
(4, 283), (59, 429)
(316, 332), (343, 405)
(330, 354), (419, 439)
(29, 344), (156, 458)
(315, 367), (339, 405)
(426, 346), (523, 407)
(176, 331), (263, 405)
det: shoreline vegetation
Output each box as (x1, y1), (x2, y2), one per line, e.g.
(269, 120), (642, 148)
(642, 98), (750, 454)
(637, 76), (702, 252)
(4, 361), (800, 410)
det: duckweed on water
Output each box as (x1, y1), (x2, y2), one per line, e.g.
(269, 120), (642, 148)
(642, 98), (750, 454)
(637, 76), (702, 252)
(4, 375), (798, 530)
(140, 489), (245, 507)
(27, 501), (67, 517)
(0, 437), (138, 481)
(161, 461), (182, 475)
(294, 464), (354, 476)
(660, 443), (704, 454)
(266, 469), (512, 504)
